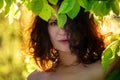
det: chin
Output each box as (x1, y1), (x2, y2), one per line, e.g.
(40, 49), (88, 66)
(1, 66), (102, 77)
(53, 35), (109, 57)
(54, 44), (70, 52)
(58, 47), (70, 52)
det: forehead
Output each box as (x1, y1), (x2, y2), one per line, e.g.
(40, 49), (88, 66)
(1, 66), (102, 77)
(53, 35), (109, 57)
(49, 15), (57, 21)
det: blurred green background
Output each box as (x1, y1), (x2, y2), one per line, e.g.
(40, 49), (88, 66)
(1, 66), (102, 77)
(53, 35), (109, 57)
(0, 12), (35, 80)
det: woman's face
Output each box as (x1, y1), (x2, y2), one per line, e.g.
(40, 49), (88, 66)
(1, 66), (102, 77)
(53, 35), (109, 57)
(48, 15), (70, 52)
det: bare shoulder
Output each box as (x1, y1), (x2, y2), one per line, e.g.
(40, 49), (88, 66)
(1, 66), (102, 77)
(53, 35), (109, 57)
(27, 69), (50, 80)
(27, 70), (40, 80)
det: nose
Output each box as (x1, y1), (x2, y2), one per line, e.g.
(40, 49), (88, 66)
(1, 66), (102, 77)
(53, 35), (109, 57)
(58, 27), (66, 35)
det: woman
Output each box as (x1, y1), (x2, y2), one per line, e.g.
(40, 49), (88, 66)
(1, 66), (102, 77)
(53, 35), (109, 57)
(24, 1), (114, 80)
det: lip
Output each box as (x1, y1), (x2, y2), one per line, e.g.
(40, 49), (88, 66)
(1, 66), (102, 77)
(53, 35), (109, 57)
(58, 39), (69, 44)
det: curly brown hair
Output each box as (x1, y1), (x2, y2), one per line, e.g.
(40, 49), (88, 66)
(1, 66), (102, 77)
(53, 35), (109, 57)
(28, 6), (105, 71)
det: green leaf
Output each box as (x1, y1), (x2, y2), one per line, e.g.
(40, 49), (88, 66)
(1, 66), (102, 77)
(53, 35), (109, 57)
(57, 14), (67, 28)
(39, 2), (52, 21)
(48, 0), (58, 5)
(102, 48), (114, 70)
(5, 0), (12, 14)
(27, 0), (43, 15)
(117, 41), (120, 57)
(78, 0), (84, 7)
(111, 0), (120, 16)
(102, 40), (120, 70)
(92, 1), (110, 16)
(78, 0), (93, 11)
(0, 0), (3, 9)
(67, 0), (80, 19)
(110, 40), (120, 55)
(58, 0), (76, 14)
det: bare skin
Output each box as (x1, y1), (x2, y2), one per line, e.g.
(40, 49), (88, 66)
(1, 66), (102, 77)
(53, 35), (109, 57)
(27, 49), (106, 80)
(27, 60), (105, 80)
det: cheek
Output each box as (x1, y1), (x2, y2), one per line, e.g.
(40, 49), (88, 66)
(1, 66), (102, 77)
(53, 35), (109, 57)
(49, 33), (57, 49)
(48, 26), (59, 36)
(48, 28), (55, 38)
(48, 27), (57, 43)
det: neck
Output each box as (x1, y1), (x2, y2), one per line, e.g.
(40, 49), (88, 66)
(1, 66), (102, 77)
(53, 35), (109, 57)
(58, 51), (78, 67)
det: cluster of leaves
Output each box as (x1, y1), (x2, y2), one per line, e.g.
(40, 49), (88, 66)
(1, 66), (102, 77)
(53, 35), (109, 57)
(24, 0), (120, 27)
(0, 0), (120, 27)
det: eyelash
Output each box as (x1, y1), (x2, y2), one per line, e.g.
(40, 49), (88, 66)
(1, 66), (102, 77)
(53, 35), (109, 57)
(49, 20), (57, 26)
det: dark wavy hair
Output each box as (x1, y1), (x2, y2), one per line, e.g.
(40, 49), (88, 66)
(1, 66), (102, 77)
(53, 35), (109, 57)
(29, 6), (105, 70)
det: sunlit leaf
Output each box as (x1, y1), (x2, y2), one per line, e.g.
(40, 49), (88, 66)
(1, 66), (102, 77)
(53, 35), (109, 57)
(92, 1), (110, 16)
(67, 0), (80, 19)
(78, 0), (93, 11)
(58, 0), (76, 14)
(39, 2), (52, 21)
(102, 48), (114, 70)
(111, 0), (120, 16)
(57, 14), (67, 28)
(48, 0), (58, 5)
(116, 46), (120, 56)
(27, 0), (43, 15)
(78, 0), (84, 7)
(110, 40), (120, 55)
(102, 40), (120, 70)
(5, 0), (12, 14)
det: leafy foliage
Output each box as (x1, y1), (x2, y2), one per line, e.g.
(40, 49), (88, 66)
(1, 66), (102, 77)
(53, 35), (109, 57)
(4, 0), (12, 14)
(67, 1), (80, 19)
(111, 0), (120, 16)
(58, 0), (76, 14)
(27, 0), (43, 14)
(0, 0), (119, 26)
(57, 14), (67, 27)
(102, 40), (120, 70)
(38, 2), (52, 21)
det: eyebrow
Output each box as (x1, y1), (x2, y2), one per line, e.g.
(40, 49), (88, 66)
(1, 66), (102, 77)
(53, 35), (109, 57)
(48, 19), (57, 22)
